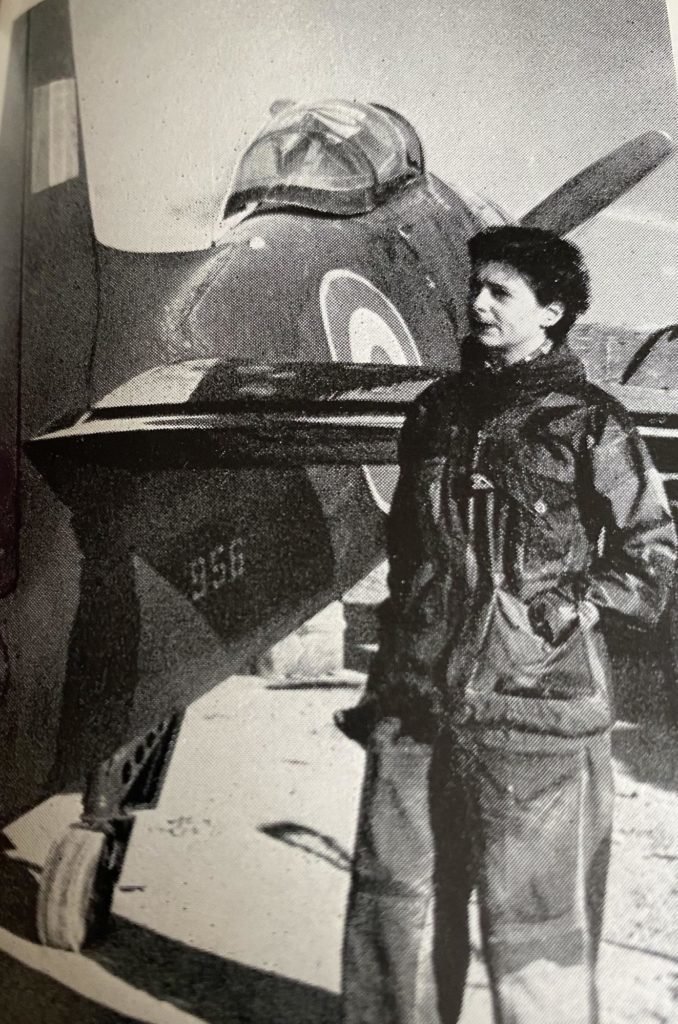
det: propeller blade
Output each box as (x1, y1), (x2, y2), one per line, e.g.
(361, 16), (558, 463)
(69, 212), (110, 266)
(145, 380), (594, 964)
(521, 130), (675, 236)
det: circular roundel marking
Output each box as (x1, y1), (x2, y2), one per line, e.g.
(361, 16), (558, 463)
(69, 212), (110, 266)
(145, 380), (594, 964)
(320, 269), (422, 512)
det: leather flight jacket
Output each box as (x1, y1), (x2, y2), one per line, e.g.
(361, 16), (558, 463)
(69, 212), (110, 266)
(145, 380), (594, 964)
(363, 342), (677, 739)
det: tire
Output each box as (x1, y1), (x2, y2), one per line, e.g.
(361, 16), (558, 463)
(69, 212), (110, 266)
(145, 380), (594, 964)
(36, 826), (116, 951)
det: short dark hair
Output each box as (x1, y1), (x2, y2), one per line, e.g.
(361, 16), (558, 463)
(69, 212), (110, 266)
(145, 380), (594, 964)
(468, 226), (591, 342)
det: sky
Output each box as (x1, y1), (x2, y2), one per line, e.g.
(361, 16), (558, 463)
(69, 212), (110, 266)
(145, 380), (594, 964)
(66, 0), (678, 244)
(1, 0), (678, 323)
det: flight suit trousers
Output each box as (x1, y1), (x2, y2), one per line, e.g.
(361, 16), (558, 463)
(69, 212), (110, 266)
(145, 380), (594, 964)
(341, 720), (613, 1024)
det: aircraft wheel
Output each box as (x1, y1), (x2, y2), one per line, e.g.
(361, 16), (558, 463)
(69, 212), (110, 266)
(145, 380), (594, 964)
(36, 826), (118, 951)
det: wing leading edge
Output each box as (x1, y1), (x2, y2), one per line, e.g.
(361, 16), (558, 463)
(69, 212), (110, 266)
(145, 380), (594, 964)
(27, 361), (441, 477)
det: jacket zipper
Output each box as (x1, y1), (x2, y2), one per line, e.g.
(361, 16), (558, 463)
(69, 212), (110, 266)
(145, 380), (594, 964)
(464, 427), (486, 593)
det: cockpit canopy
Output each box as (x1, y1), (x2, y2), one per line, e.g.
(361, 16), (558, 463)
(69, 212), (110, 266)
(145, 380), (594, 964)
(224, 99), (424, 218)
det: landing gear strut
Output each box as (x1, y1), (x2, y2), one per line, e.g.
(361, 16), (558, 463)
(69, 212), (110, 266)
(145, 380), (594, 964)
(37, 711), (184, 950)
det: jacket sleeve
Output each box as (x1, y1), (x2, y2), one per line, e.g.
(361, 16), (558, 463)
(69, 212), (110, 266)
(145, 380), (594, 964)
(363, 393), (464, 730)
(583, 406), (677, 627)
(361, 402), (426, 707)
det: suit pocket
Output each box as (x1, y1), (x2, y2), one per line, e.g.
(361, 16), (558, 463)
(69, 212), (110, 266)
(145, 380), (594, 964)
(447, 588), (612, 737)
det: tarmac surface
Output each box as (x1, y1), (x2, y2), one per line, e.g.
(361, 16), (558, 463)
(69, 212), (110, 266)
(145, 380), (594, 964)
(1, 670), (677, 1024)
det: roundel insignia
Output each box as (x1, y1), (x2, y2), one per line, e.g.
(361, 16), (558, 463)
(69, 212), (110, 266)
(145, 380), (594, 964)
(320, 269), (422, 512)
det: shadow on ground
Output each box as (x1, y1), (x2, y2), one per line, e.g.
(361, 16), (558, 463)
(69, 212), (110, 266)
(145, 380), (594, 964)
(0, 834), (40, 942)
(265, 679), (363, 691)
(0, 950), (143, 1024)
(0, 845), (338, 1024)
(0, 924), (339, 1024)
(260, 821), (352, 871)
(91, 917), (339, 1024)
(0, 830), (134, 1023)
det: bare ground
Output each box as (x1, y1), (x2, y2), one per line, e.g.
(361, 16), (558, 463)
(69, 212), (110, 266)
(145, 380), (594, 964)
(1, 672), (676, 1023)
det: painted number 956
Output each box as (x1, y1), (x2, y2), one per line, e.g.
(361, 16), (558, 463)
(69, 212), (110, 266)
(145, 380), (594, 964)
(189, 538), (245, 602)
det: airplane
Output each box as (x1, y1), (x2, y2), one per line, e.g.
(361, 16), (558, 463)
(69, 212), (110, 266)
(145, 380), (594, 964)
(1, 0), (677, 953)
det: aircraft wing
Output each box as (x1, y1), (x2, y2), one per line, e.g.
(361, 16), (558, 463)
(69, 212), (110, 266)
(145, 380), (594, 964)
(26, 361), (440, 478)
(604, 382), (678, 490)
(28, 359), (678, 492)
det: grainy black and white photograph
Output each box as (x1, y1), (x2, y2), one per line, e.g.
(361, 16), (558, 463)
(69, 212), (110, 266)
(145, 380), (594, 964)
(0, 1), (677, 1021)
